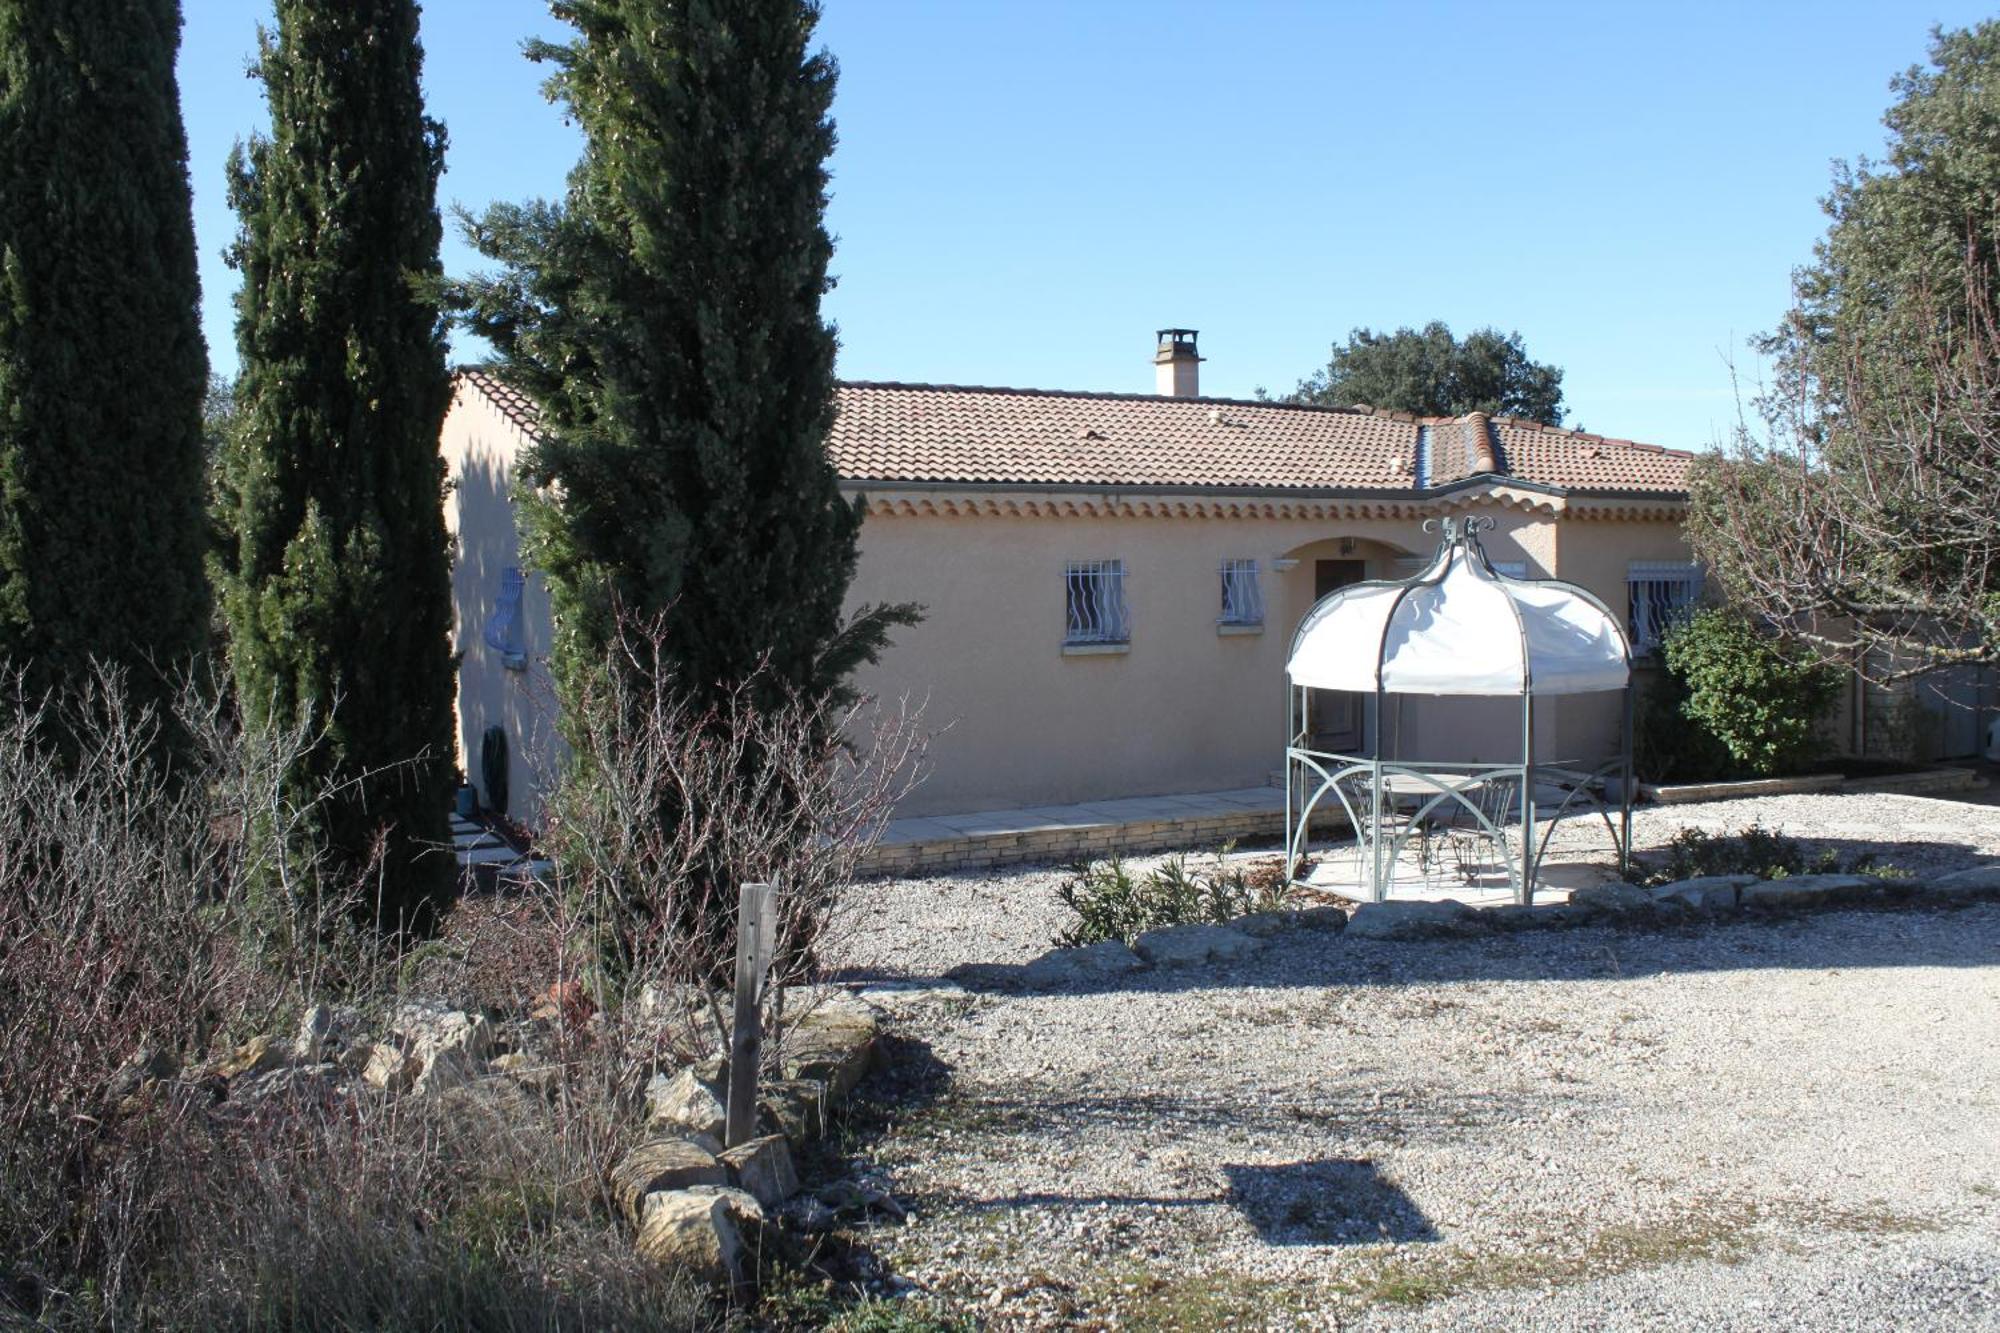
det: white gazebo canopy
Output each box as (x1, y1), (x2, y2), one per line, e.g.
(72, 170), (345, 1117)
(1281, 516), (1636, 906)
(1286, 534), (1629, 696)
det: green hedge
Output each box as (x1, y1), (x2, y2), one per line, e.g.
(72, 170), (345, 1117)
(1638, 608), (1842, 781)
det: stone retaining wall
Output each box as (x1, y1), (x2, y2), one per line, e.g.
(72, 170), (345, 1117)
(1641, 766), (1980, 806)
(1837, 766), (1983, 797)
(856, 807), (1350, 878)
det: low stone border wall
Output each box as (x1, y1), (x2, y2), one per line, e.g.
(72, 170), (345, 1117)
(619, 995), (883, 1290)
(936, 865), (2000, 990)
(856, 807), (1349, 878)
(1837, 766), (1983, 797)
(1640, 774), (1843, 804)
(1642, 766), (1981, 806)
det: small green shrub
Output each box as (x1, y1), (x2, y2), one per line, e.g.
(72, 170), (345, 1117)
(1056, 847), (1287, 946)
(1660, 609), (1842, 778)
(1641, 822), (1907, 885)
(1647, 823), (1826, 884)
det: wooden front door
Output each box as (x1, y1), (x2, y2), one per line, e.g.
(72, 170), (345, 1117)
(1311, 559), (1367, 752)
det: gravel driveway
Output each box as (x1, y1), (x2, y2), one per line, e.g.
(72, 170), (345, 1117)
(827, 791), (2000, 1329)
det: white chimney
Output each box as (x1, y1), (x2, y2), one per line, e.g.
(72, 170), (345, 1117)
(1154, 328), (1203, 397)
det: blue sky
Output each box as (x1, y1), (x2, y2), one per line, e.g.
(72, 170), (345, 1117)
(179, 1), (1993, 452)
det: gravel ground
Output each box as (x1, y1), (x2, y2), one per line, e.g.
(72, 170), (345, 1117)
(826, 791), (2000, 1330)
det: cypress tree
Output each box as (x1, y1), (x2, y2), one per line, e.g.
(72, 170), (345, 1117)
(457, 0), (914, 720)
(454, 0), (916, 970)
(0, 1), (210, 714)
(217, 0), (457, 931)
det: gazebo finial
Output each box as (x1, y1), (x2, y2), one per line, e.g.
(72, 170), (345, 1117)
(1423, 514), (1496, 547)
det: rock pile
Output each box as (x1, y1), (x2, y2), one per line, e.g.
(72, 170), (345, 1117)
(99, 987), (884, 1297)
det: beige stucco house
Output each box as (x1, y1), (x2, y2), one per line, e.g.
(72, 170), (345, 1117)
(441, 332), (1707, 825)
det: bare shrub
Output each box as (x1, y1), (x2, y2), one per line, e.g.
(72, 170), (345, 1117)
(537, 617), (928, 1072)
(0, 666), (356, 1306)
(0, 667), (718, 1329)
(1691, 251), (2000, 681)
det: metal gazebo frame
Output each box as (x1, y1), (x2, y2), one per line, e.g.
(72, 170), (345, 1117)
(1283, 516), (1634, 905)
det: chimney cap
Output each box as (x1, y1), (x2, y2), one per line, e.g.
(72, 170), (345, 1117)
(1154, 328), (1203, 363)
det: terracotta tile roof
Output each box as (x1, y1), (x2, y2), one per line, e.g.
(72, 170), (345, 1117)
(1489, 417), (1693, 493)
(829, 382), (1691, 495)
(457, 368), (541, 438)
(453, 370), (1692, 496)
(830, 382), (1422, 489)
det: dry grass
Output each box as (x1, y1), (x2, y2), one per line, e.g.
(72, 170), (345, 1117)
(0, 669), (706, 1329)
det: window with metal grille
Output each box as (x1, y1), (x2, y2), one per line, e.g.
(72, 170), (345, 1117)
(1218, 558), (1264, 626)
(1628, 561), (1704, 655)
(1065, 560), (1129, 644)
(483, 566), (528, 670)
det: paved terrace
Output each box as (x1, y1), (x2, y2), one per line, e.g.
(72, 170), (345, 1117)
(857, 765), (1989, 883)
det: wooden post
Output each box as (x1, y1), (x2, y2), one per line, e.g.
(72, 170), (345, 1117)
(725, 882), (777, 1149)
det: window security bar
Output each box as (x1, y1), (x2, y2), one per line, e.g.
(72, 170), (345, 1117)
(1628, 561), (1704, 654)
(483, 566), (529, 671)
(1065, 560), (1130, 644)
(1219, 558), (1264, 625)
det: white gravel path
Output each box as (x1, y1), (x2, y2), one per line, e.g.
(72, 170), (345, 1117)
(829, 791), (2000, 1329)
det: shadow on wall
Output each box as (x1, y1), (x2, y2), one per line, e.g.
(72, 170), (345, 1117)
(452, 448), (563, 826)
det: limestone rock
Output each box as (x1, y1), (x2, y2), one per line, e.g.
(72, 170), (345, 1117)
(296, 1006), (334, 1064)
(1344, 898), (1479, 940)
(413, 1045), (477, 1095)
(1650, 875), (1758, 911)
(611, 1137), (727, 1225)
(758, 1077), (828, 1145)
(1481, 902), (1586, 932)
(1019, 940), (1145, 989)
(719, 1134), (799, 1211)
(227, 1063), (337, 1111)
(1567, 882), (1655, 914)
(782, 1003), (877, 1099)
(106, 1046), (178, 1108)
(633, 1186), (766, 1289)
(780, 1194), (838, 1233)
(490, 1051), (561, 1095)
(392, 1002), (492, 1063)
(216, 1034), (289, 1080)
(645, 1058), (729, 1138)
(1234, 905), (1347, 937)
(1930, 865), (2000, 897)
(1131, 922), (1263, 967)
(362, 1040), (419, 1094)
(1740, 874), (1880, 908)
(853, 980), (971, 1016)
